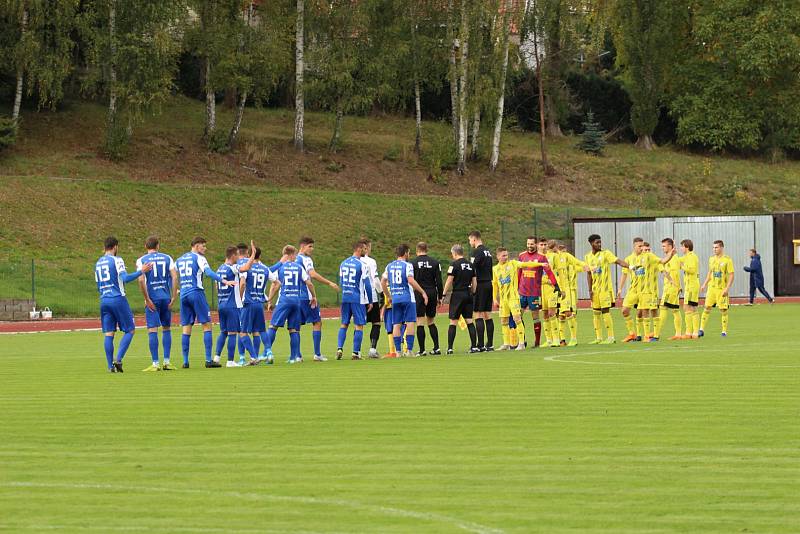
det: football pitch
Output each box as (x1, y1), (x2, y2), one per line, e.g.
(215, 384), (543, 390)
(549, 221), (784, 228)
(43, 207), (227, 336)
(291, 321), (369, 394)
(1, 305), (798, 533)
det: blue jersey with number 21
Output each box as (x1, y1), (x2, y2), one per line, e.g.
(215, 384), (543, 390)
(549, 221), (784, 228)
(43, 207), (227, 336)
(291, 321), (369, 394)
(271, 262), (308, 304)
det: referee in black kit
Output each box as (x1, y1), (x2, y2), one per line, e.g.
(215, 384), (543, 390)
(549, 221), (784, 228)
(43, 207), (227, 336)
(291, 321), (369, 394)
(411, 242), (444, 355)
(468, 230), (495, 351)
(442, 244), (479, 354)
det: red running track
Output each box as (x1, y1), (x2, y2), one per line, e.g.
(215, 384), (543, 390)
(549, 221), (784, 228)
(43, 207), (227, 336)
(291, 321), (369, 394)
(1, 297), (796, 334)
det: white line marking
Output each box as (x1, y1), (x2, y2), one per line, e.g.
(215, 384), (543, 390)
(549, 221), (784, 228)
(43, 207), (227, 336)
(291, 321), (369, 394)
(1, 481), (504, 534)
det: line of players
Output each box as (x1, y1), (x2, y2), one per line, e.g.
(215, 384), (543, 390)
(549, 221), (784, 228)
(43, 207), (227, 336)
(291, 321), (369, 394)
(94, 229), (734, 372)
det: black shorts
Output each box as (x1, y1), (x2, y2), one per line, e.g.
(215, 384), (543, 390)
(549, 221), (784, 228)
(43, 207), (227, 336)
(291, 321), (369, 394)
(473, 281), (493, 312)
(365, 302), (381, 323)
(415, 288), (438, 318)
(449, 291), (473, 320)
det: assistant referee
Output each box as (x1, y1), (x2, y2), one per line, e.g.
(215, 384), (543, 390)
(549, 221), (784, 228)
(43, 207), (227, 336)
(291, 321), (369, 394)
(468, 230), (495, 351)
(411, 242), (443, 355)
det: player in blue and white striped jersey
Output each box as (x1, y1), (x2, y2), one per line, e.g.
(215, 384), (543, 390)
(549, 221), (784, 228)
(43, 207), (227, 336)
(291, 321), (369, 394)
(213, 243), (256, 367)
(297, 237), (340, 362)
(176, 237), (236, 369)
(136, 235), (178, 371)
(336, 241), (373, 360)
(95, 236), (152, 373)
(382, 244), (428, 356)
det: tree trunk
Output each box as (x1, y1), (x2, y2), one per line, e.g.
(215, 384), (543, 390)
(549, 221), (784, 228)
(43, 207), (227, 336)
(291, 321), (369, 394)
(447, 1), (459, 148)
(489, 0), (512, 172)
(293, 0), (305, 151)
(414, 77), (422, 155)
(456, 0), (469, 175)
(329, 105), (344, 152)
(531, 1), (555, 176)
(469, 108), (480, 160)
(204, 59), (216, 140)
(12, 9), (28, 124)
(228, 91), (247, 149)
(635, 134), (656, 150)
(107, 0), (117, 132)
(545, 94), (563, 137)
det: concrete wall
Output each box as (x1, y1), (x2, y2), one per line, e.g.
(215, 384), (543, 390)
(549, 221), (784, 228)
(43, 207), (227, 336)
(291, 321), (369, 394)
(0, 299), (37, 321)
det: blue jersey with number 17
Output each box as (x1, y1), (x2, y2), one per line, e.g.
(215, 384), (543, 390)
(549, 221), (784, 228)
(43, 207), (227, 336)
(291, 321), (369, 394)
(383, 260), (416, 304)
(270, 262), (308, 304)
(137, 252), (175, 301)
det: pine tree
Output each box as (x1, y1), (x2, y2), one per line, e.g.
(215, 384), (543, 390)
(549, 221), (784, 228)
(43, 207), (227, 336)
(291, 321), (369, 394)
(577, 110), (606, 155)
(0, 116), (17, 150)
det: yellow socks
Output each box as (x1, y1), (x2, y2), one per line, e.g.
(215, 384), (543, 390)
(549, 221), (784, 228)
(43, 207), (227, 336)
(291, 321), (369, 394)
(625, 314), (635, 335)
(516, 323), (526, 345)
(568, 316), (578, 341)
(509, 326), (518, 346)
(592, 311), (602, 340)
(673, 310), (682, 336)
(636, 316), (645, 338)
(502, 324), (511, 346)
(655, 308), (668, 338)
(701, 309), (710, 331)
(693, 311), (700, 335)
(603, 313), (615, 339)
(721, 310), (729, 332)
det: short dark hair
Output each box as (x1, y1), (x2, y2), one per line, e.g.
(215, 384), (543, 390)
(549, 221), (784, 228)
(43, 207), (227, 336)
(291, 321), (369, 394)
(254, 247), (262, 259)
(237, 243), (248, 253)
(496, 246), (508, 254)
(750, 248), (757, 253)
(643, 241), (651, 247)
(416, 241), (428, 253)
(526, 236), (537, 241)
(361, 238), (372, 245)
(352, 241), (363, 252)
(145, 235), (159, 250)
(191, 236), (207, 247)
(299, 236), (314, 247)
(468, 230), (481, 239)
(588, 234), (601, 243)
(225, 246), (238, 258)
(633, 237), (644, 243)
(104, 236), (119, 250)
(680, 239), (694, 251)
(396, 244), (410, 257)
(714, 240), (725, 247)
(538, 237), (548, 244)
(661, 237), (674, 247)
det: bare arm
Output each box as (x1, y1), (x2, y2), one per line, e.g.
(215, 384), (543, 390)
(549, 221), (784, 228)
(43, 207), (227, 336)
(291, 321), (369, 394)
(701, 270), (712, 291)
(723, 272), (734, 296)
(310, 269), (339, 291)
(470, 276), (477, 294)
(408, 275), (428, 304)
(381, 277), (391, 305)
(170, 268), (178, 306)
(442, 275), (453, 297)
(305, 279), (318, 307)
(266, 280), (279, 309)
(237, 240), (258, 273)
(138, 275), (155, 311)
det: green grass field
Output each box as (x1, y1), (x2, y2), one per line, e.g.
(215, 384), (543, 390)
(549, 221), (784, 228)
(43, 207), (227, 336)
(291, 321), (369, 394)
(2, 304), (798, 533)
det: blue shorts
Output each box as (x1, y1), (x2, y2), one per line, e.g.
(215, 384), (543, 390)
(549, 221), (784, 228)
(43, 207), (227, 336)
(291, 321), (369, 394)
(271, 301), (301, 331)
(100, 296), (135, 333)
(340, 302), (366, 326)
(392, 301), (417, 324)
(144, 298), (172, 329)
(218, 307), (241, 333)
(301, 300), (321, 324)
(384, 307), (393, 334)
(520, 295), (541, 310)
(240, 302), (266, 333)
(180, 292), (212, 326)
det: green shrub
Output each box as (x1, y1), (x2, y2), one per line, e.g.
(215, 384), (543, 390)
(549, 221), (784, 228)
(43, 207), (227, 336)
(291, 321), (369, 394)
(422, 125), (457, 185)
(0, 117), (18, 151)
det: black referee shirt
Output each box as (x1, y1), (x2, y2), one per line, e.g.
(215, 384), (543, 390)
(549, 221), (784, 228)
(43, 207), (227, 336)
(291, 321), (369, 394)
(411, 255), (444, 298)
(470, 244), (493, 283)
(447, 258), (476, 292)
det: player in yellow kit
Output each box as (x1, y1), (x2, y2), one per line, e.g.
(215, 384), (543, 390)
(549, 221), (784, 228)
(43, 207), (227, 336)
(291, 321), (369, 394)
(700, 239), (734, 337)
(652, 238), (682, 340)
(539, 240), (561, 347)
(492, 247), (555, 350)
(679, 239), (701, 338)
(618, 238), (645, 342)
(638, 242), (669, 341)
(552, 243), (588, 346)
(584, 234), (629, 344)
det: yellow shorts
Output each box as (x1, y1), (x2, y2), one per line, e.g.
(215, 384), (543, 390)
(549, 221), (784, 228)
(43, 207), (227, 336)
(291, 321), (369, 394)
(558, 291), (574, 314)
(638, 292), (658, 310)
(498, 296), (521, 318)
(622, 289), (640, 309)
(661, 286), (681, 308)
(591, 290), (613, 310)
(541, 285), (559, 311)
(705, 287), (729, 310)
(684, 284), (700, 306)
(571, 289), (578, 312)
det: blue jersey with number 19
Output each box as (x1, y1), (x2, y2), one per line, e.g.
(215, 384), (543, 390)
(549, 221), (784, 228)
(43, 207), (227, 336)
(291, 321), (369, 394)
(136, 252), (175, 301)
(383, 260), (416, 304)
(270, 262), (308, 304)
(243, 262), (271, 304)
(339, 256), (371, 304)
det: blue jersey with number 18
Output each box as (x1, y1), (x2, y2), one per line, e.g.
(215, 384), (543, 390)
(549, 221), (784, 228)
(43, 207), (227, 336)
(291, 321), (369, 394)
(383, 260), (416, 304)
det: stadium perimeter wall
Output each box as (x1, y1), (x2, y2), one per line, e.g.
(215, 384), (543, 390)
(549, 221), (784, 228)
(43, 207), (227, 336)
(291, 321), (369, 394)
(572, 215), (775, 300)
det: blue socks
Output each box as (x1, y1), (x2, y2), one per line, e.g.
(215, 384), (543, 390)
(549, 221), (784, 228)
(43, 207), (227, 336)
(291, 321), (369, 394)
(253, 335), (261, 356)
(182, 333), (191, 366)
(265, 328), (276, 352)
(394, 335), (402, 353)
(353, 329), (363, 353)
(148, 332), (159, 363)
(240, 335), (256, 359)
(215, 331), (227, 358)
(203, 330), (212, 363)
(116, 331), (134, 362)
(104, 336), (114, 369)
(313, 330), (322, 356)
(237, 336), (244, 357)
(337, 327), (347, 349)
(405, 334), (415, 353)
(226, 334), (237, 361)
(162, 330), (172, 362)
(259, 332), (269, 356)
(290, 331), (301, 359)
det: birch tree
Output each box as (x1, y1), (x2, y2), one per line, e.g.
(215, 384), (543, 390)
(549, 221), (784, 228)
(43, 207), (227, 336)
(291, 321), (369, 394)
(293, 0), (305, 150)
(489, 0), (515, 171)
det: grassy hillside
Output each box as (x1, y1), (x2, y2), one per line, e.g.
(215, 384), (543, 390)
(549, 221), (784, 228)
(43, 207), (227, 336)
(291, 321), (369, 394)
(2, 96), (799, 316)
